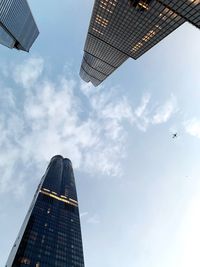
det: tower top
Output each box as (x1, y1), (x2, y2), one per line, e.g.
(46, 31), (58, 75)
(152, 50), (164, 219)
(51, 155), (72, 162)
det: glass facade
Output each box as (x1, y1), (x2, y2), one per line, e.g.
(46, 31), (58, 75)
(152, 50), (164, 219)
(0, 25), (15, 48)
(6, 156), (85, 267)
(0, 0), (39, 51)
(80, 0), (200, 86)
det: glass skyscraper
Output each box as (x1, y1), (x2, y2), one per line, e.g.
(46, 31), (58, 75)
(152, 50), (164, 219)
(0, 0), (39, 51)
(6, 155), (85, 267)
(80, 0), (200, 86)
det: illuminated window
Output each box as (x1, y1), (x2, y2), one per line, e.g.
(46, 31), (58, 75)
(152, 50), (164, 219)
(43, 188), (50, 192)
(159, 7), (179, 22)
(92, 28), (104, 35)
(95, 14), (109, 27)
(19, 257), (30, 264)
(129, 0), (153, 11)
(99, 0), (117, 13)
(188, 0), (200, 4)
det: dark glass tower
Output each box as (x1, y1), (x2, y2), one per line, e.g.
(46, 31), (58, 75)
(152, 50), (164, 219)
(6, 156), (85, 267)
(0, 0), (39, 51)
(80, 0), (200, 86)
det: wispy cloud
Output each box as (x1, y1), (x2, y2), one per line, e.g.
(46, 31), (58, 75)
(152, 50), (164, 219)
(135, 93), (151, 118)
(0, 57), (177, 197)
(13, 57), (44, 88)
(0, 57), (133, 196)
(184, 118), (200, 138)
(80, 211), (100, 224)
(152, 95), (177, 125)
(134, 93), (177, 132)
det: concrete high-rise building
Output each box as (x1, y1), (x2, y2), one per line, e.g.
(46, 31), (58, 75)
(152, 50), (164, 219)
(80, 0), (200, 86)
(0, 0), (39, 51)
(6, 156), (85, 267)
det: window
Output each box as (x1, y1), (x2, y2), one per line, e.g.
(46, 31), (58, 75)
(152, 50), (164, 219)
(19, 257), (30, 265)
(129, 0), (153, 11)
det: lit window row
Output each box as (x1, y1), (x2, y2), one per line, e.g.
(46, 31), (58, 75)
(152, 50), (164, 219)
(131, 41), (143, 52)
(99, 0), (117, 13)
(159, 7), (178, 22)
(40, 189), (78, 207)
(92, 27), (104, 35)
(100, 0), (117, 7)
(142, 29), (156, 42)
(188, 0), (200, 5)
(131, 25), (161, 53)
(95, 14), (109, 27)
(138, 0), (149, 10)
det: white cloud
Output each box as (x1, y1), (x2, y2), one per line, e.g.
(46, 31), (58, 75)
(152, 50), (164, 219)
(0, 57), (133, 196)
(13, 57), (44, 88)
(152, 95), (177, 124)
(184, 118), (200, 138)
(0, 57), (177, 197)
(135, 93), (151, 118)
(80, 211), (100, 224)
(133, 94), (177, 132)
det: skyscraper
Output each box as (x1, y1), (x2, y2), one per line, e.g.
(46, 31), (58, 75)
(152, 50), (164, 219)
(80, 0), (200, 86)
(6, 156), (85, 267)
(0, 0), (39, 51)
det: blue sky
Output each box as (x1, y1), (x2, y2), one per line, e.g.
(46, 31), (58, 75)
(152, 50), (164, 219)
(1, 1), (200, 266)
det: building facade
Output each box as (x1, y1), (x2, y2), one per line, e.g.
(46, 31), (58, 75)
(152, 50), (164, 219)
(6, 156), (85, 267)
(80, 0), (200, 86)
(0, 0), (39, 51)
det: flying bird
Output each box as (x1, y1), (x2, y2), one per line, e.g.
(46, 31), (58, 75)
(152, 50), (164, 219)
(172, 133), (178, 138)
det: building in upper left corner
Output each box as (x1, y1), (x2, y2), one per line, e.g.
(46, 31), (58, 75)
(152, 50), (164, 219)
(0, 0), (39, 52)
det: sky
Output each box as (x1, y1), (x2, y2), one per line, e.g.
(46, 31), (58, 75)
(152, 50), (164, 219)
(0, 1), (200, 266)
